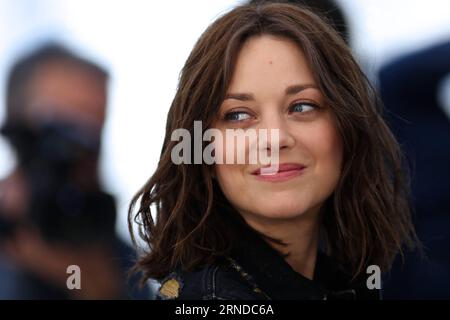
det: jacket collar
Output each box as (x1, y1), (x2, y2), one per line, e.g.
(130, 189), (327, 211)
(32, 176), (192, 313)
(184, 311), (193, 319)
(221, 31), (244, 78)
(229, 220), (379, 300)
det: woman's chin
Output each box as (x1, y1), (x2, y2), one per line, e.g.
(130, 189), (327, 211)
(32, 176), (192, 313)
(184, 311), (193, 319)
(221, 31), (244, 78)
(246, 202), (313, 221)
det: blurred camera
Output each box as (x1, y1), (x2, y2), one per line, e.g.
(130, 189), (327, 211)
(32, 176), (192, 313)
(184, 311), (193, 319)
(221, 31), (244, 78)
(0, 119), (116, 245)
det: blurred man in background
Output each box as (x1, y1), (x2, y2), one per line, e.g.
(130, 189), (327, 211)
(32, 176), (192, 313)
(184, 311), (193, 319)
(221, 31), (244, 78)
(379, 41), (450, 299)
(0, 44), (150, 299)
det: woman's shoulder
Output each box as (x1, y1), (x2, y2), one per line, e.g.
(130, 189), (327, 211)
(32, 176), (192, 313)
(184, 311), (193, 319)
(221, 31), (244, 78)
(156, 260), (268, 300)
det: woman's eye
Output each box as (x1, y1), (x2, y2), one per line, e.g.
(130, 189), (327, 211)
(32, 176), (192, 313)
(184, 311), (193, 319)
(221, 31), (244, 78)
(224, 111), (252, 122)
(290, 102), (316, 114)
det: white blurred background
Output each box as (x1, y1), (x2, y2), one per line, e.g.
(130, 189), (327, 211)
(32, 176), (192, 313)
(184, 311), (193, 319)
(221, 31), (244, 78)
(0, 0), (449, 242)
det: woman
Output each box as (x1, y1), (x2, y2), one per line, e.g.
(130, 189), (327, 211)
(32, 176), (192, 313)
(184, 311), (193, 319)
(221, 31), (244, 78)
(128, 3), (417, 300)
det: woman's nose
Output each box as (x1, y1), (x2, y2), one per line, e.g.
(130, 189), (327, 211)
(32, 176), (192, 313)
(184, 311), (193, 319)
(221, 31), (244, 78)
(258, 112), (295, 152)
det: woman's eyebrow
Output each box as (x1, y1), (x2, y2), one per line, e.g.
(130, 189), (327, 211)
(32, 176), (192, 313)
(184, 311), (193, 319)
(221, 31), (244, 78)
(285, 84), (318, 95)
(224, 84), (318, 101)
(224, 92), (254, 101)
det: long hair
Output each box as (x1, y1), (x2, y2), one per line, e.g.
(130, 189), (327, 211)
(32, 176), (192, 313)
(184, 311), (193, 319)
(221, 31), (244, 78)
(128, 3), (418, 283)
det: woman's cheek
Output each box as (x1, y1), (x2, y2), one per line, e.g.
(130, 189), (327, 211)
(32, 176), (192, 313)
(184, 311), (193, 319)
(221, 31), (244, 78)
(306, 119), (343, 187)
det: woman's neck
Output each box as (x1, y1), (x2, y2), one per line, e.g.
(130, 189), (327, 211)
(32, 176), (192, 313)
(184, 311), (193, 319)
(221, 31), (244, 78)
(241, 206), (322, 280)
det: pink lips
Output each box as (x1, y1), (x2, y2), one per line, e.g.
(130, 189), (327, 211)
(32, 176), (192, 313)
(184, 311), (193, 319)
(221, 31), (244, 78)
(252, 163), (307, 182)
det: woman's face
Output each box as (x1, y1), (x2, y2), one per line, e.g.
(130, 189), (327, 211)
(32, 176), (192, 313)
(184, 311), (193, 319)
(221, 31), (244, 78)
(213, 35), (343, 224)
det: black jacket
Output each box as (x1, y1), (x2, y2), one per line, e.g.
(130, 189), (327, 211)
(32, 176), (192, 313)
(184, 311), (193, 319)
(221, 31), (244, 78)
(157, 222), (380, 300)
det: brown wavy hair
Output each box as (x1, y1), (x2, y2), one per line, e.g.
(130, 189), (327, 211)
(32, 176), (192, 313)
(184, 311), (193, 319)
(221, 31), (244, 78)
(128, 3), (418, 283)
